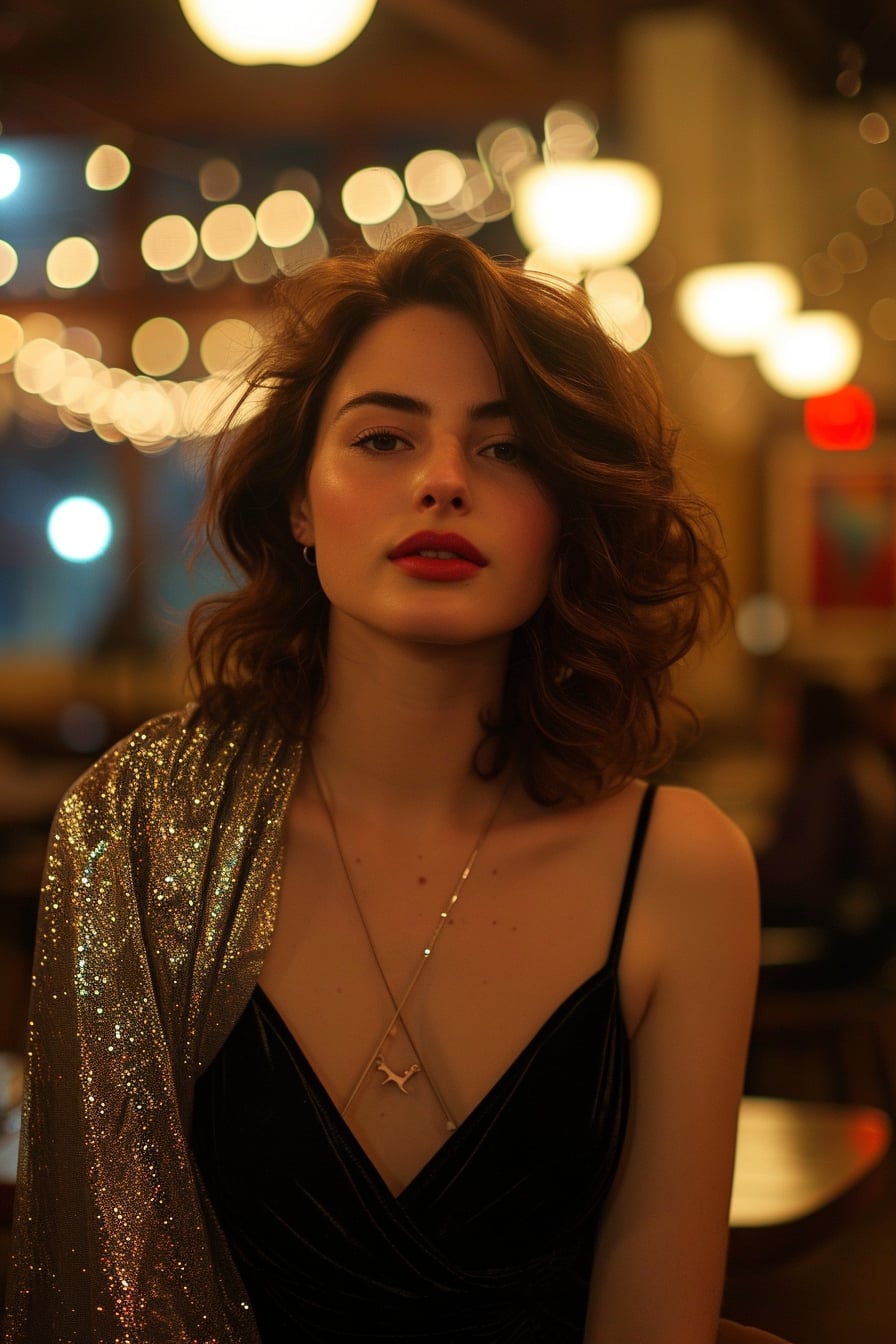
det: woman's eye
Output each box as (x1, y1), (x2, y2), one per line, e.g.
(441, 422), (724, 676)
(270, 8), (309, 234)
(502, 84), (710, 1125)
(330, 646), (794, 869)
(482, 440), (523, 464)
(353, 430), (404, 453)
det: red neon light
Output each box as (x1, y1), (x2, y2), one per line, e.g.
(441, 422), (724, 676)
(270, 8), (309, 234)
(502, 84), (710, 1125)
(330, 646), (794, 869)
(804, 384), (876, 451)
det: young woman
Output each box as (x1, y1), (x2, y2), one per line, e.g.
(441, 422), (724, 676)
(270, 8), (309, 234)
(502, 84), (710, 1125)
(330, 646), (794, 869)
(5, 228), (772, 1342)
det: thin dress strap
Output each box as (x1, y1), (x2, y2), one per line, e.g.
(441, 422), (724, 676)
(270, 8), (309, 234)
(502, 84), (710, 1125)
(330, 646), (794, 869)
(607, 784), (658, 969)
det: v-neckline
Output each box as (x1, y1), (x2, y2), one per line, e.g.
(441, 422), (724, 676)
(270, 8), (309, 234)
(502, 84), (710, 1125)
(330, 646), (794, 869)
(254, 963), (619, 1201)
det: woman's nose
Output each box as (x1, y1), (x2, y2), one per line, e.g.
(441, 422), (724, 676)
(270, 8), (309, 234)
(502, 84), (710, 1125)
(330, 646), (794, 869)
(414, 439), (472, 513)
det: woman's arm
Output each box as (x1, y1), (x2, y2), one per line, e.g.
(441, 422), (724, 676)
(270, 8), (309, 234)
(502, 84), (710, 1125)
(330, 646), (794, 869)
(585, 786), (760, 1344)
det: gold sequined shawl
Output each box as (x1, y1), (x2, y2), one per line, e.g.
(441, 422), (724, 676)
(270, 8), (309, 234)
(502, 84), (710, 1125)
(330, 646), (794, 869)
(3, 707), (303, 1343)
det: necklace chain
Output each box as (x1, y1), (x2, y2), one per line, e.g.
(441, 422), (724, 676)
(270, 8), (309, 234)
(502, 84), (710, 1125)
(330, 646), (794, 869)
(308, 749), (508, 1132)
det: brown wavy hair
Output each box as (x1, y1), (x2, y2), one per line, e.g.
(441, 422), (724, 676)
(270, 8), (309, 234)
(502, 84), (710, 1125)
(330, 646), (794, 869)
(188, 226), (727, 802)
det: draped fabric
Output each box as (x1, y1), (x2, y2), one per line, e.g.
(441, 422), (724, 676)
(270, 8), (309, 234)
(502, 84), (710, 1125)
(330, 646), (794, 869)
(190, 789), (656, 1342)
(3, 708), (303, 1343)
(2, 694), (653, 1344)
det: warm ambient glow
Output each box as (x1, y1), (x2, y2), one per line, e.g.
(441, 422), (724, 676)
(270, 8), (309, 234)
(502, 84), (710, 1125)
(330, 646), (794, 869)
(675, 264), (801, 355)
(178, 0), (377, 65)
(512, 160), (661, 269)
(756, 310), (862, 397)
(804, 384), (875, 451)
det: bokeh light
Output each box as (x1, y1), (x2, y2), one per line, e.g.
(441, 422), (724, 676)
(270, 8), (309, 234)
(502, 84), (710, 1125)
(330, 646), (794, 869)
(675, 263), (801, 355)
(131, 317), (190, 376)
(46, 496), (113, 563)
(404, 150), (465, 207)
(870, 297), (896, 340)
(0, 314), (24, 365)
(178, 0), (377, 65)
(804, 384), (875, 451)
(199, 157), (241, 201)
(856, 187), (894, 227)
(513, 160), (661, 269)
(142, 215), (199, 271)
(85, 145), (131, 190)
(802, 251), (843, 297)
(0, 153), (21, 199)
(0, 240), (18, 286)
(46, 237), (100, 289)
(756, 311), (862, 398)
(255, 189), (314, 247)
(735, 594), (792, 656)
(342, 167), (405, 225)
(361, 201), (418, 249)
(859, 112), (890, 144)
(200, 203), (257, 261)
(199, 317), (259, 375)
(827, 231), (867, 274)
(543, 102), (598, 162)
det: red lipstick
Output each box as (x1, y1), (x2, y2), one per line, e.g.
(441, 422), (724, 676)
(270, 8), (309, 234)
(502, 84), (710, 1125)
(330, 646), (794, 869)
(388, 530), (487, 582)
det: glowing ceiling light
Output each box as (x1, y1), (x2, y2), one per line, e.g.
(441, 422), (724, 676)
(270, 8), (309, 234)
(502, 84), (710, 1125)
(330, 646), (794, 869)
(512, 160), (661, 269)
(756, 310), (862, 398)
(675, 263), (801, 355)
(178, 0), (377, 66)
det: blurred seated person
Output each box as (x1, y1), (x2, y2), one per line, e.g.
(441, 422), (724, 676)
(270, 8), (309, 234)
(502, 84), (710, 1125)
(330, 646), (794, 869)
(756, 676), (896, 981)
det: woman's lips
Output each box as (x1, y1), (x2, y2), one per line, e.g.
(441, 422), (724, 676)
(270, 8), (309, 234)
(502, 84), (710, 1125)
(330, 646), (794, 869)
(388, 531), (488, 566)
(390, 554), (483, 582)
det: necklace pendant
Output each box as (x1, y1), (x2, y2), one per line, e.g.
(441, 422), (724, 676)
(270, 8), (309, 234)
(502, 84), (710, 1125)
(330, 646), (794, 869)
(375, 1054), (421, 1094)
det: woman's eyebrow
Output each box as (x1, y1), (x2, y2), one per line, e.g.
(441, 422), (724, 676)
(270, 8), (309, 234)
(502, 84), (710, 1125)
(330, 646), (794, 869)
(332, 391), (512, 422)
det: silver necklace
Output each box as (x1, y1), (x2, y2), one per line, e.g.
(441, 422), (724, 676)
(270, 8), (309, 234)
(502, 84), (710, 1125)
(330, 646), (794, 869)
(308, 750), (508, 1133)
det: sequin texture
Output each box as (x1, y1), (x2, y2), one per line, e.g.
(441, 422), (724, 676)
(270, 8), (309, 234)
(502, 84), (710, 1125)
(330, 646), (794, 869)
(3, 707), (303, 1343)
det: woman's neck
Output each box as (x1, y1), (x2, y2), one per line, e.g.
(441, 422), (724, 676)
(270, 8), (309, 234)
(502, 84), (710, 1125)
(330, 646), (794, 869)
(307, 621), (511, 826)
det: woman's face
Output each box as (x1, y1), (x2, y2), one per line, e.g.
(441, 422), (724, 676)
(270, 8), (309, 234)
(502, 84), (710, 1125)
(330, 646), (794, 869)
(290, 304), (560, 651)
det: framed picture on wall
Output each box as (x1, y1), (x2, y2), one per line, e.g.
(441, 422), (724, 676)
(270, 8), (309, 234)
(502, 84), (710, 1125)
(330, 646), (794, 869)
(766, 432), (896, 660)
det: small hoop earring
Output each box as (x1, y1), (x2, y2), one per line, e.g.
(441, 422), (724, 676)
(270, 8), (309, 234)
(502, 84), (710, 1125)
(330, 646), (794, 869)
(302, 545), (316, 567)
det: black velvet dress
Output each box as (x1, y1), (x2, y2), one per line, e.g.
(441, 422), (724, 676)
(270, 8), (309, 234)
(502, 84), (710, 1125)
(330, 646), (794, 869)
(191, 786), (656, 1342)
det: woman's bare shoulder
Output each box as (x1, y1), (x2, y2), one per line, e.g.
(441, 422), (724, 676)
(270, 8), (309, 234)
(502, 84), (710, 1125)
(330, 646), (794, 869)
(648, 782), (757, 880)
(637, 783), (760, 974)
